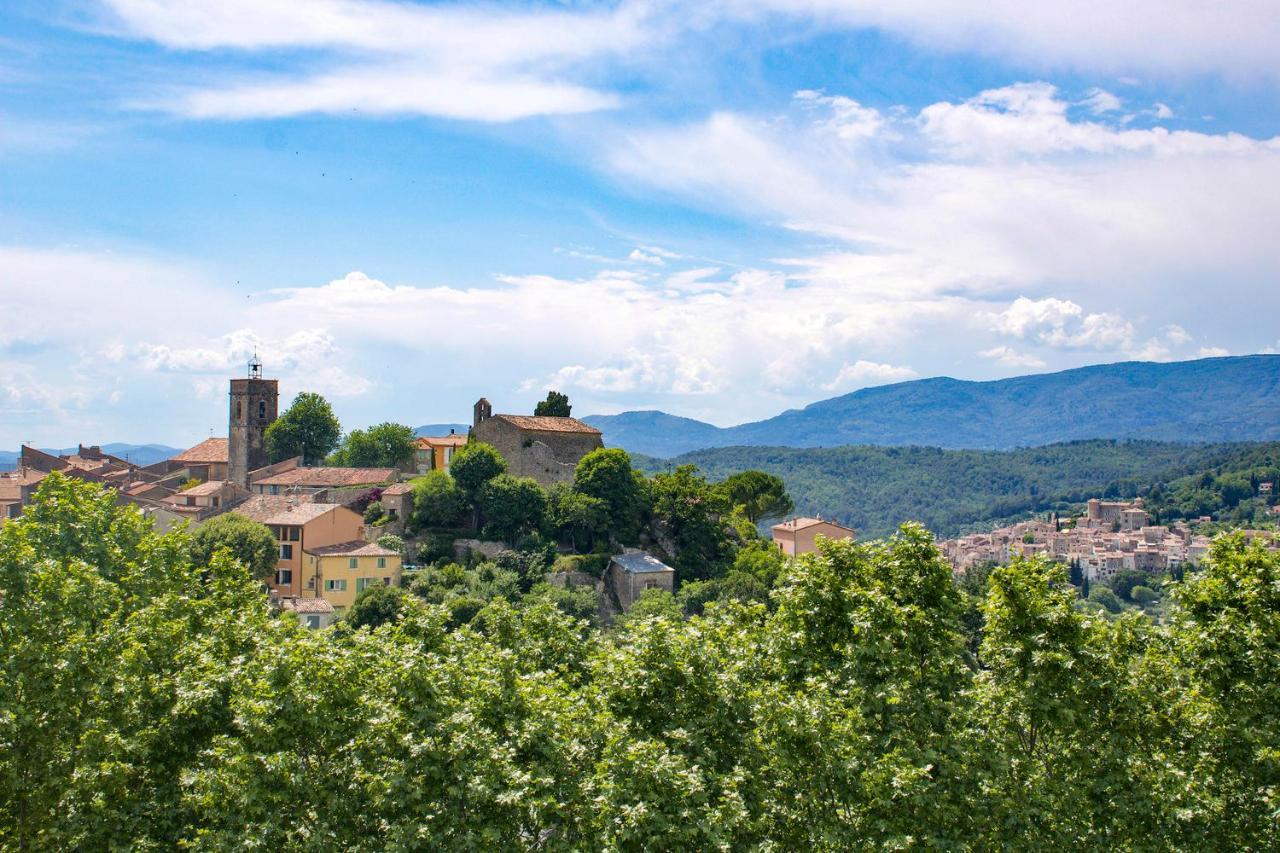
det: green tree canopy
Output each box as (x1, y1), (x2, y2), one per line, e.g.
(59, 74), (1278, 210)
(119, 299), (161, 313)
(478, 474), (548, 543)
(6, 473), (1280, 850)
(189, 512), (278, 581)
(411, 470), (467, 530)
(573, 447), (648, 544)
(264, 391), (342, 465)
(650, 464), (735, 582)
(450, 442), (507, 503)
(718, 470), (794, 524)
(533, 390), (572, 418)
(546, 483), (609, 552)
(328, 422), (416, 469)
(345, 583), (405, 630)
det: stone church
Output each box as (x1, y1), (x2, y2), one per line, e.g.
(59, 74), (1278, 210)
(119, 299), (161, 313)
(470, 398), (603, 487)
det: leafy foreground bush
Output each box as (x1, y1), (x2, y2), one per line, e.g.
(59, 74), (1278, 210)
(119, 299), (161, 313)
(2, 473), (1278, 850)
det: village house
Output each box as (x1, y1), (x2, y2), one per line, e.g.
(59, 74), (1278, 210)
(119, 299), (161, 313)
(162, 480), (250, 517)
(224, 495), (365, 599)
(278, 596), (337, 630)
(169, 438), (231, 483)
(470, 398), (603, 487)
(771, 517), (856, 557)
(300, 540), (403, 615)
(606, 551), (675, 612)
(250, 466), (400, 498)
(414, 432), (468, 475)
(376, 482), (414, 535)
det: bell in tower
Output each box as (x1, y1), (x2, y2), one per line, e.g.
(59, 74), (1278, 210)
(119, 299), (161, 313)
(229, 356), (279, 486)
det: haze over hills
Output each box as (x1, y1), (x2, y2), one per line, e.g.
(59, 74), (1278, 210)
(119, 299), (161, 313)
(583, 355), (1280, 457)
(0, 443), (181, 472)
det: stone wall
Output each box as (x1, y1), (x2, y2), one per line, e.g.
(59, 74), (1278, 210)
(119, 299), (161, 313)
(471, 419), (602, 487)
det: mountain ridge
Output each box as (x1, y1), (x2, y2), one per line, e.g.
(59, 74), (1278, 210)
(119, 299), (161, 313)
(583, 355), (1280, 457)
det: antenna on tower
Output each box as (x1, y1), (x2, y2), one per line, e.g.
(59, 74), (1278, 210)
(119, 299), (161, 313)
(248, 351), (263, 379)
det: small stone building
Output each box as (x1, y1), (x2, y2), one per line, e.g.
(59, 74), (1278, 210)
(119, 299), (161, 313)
(470, 398), (603, 487)
(606, 552), (675, 612)
(278, 597), (337, 630)
(771, 517), (856, 557)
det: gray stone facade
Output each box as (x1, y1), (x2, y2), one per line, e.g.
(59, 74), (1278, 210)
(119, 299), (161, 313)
(229, 376), (278, 487)
(470, 403), (603, 488)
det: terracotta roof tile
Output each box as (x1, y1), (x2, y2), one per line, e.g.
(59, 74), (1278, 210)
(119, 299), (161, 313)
(492, 414), (601, 435)
(416, 435), (468, 448)
(172, 437), (230, 464)
(230, 495), (350, 525)
(253, 467), (398, 488)
(305, 540), (400, 558)
(771, 517), (856, 534)
(278, 597), (335, 614)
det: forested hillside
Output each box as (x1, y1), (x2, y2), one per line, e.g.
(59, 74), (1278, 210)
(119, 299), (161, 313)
(3, 474), (1279, 849)
(637, 440), (1280, 538)
(587, 355), (1280, 456)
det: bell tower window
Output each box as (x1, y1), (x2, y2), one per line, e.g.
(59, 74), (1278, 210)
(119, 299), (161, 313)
(258, 401), (267, 420)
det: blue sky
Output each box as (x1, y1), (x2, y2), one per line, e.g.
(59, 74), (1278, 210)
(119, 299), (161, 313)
(2, 1), (1279, 448)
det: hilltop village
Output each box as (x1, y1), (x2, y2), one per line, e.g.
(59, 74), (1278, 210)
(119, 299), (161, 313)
(0, 361), (855, 625)
(5, 359), (1277, 627)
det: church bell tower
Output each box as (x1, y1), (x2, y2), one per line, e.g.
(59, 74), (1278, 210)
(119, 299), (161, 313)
(229, 354), (279, 486)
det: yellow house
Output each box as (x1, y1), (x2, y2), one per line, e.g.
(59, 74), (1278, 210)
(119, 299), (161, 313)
(302, 540), (403, 613)
(414, 433), (468, 475)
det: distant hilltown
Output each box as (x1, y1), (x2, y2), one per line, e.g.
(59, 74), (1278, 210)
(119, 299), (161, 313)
(940, 496), (1279, 578)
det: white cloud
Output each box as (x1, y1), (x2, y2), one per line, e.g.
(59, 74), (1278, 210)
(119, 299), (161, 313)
(722, 0), (1280, 78)
(1162, 324), (1192, 346)
(104, 0), (646, 121)
(979, 346), (1046, 369)
(1080, 87), (1122, 115)
(985, 297), (1135, 351)
(822, 360), (917, 391)
(628, 248), (668, 266)
(1197, 346), (1230, 357)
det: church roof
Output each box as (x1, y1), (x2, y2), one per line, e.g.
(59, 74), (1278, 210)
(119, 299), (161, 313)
(492, 414), (601, 435)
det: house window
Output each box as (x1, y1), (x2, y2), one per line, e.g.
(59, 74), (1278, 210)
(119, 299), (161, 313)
(288, 527), (300, 541)
(325, 579), (347, 592)
(276, 569), (292, 585)
(270, 485), (280, 495)
(212, 496), (219, 508)
(280, 544), (293, 559)
(349, 557), (358, 569)
(258, 401), (267, 419)
(305, 615), (320, 629)
(384, 576), (392, 586)
(185, 496), (195, 506)
(356, 577), (375, 592)
(377, 557), (386, 569)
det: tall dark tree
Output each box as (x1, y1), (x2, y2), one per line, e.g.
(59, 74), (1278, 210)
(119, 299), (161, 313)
(533, 391), (571, 418)
(718, 470), (794, 524)
(264, 392), (342, 465)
